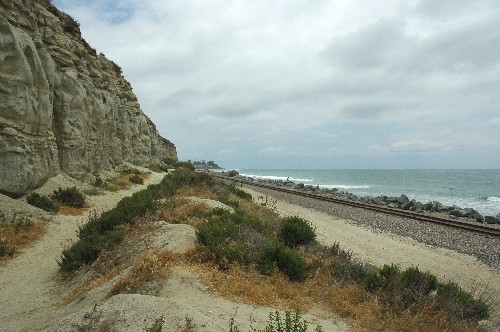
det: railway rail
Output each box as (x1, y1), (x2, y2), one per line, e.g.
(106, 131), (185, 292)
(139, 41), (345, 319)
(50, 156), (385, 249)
(211, 173), (500, 238)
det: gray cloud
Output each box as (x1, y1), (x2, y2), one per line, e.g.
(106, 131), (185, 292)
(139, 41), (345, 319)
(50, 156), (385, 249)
(53, 0), (500, 169)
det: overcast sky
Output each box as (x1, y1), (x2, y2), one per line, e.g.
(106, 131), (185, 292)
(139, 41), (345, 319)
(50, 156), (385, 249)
(53, 0), (500, 169)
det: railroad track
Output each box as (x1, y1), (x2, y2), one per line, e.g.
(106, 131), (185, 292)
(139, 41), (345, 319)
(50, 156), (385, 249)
(211, 174), (500, 238)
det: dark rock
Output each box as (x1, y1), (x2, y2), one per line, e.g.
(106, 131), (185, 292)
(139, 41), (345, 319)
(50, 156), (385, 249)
(295, 183), (305, 189)
(484, 216), (500, 224)
(398, 194), (410, 205)
(464, 208), (483, 222)
(401, 200), (415, 210)
(449, 209), (466, 218)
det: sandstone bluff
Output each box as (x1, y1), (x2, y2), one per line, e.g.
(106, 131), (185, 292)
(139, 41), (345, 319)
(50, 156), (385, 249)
(0, 0), (177, 197)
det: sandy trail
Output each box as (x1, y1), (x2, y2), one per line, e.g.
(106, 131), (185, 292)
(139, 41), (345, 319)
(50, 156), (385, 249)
(244, 187), (500, 321)
(0, 173), (164, 332)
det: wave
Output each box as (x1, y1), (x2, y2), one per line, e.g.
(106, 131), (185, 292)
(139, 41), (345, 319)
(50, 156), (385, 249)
(488, 196), (500, 203)
(320, 184), (371, 190)
(240, 174), (314, 182)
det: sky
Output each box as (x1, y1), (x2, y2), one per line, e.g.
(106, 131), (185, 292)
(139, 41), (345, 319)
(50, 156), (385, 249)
(52, 0), (500, 169)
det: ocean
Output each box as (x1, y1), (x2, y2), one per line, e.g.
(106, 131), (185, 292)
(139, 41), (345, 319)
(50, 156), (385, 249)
(238, 169), (500, 217)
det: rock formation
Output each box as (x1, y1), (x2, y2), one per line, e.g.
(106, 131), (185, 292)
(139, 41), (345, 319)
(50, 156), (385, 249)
(0, 0), (177, 197)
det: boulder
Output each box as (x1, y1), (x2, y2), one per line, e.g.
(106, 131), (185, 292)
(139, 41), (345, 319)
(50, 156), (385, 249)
(463, 208), (483, 222)
(449, 209), (467, 218)
(398, 194), (410, 205)
(484, 216), (500, 225)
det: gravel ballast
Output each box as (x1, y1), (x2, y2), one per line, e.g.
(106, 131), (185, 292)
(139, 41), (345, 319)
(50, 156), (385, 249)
(245, 184), (500, 269)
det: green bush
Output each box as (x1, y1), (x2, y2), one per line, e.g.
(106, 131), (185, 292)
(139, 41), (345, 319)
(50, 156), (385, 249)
(231, 187), (252, 201)
(51, 187), (85, 208)
(148, 164), (167, 173)
(361, 264), (490, 318)
(175, 161), (195, 171)
(26, 192), (59, 212)
(129, 174), (144, 184)
(196, 210), (250, 264)
(0, 245), (15, 258)
(93, 176), (104, 187)
(436, 282), (489, 320)
(278, 216), (316, 248)
(259, 242), (307, 282)
(162, 157), (177, 166)
(227, 170), (239, 177)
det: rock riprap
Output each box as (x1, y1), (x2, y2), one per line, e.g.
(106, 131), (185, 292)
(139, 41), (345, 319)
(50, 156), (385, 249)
(0, 0), (176, 197)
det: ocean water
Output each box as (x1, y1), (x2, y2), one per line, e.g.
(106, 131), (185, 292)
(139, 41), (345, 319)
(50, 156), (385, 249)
(238, 169), (500, 217)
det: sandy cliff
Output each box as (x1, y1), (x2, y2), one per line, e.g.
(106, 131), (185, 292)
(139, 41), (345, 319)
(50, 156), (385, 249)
(0, 0), (176, 197)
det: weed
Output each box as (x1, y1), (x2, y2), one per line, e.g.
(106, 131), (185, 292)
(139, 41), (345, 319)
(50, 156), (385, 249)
(0, 220), (45, 262)
(52, 187), (85, 208)
(145, 315), (164, 332)
(26, 192), (58, 212)
(278, 216), (316, 248)
(252, 309), (322, 332)
(176, 316), (196, 332)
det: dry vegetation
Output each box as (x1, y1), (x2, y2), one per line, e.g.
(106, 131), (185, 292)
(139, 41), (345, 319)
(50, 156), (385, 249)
(0, 220), (46, 264)
(56, 169), (491, 331)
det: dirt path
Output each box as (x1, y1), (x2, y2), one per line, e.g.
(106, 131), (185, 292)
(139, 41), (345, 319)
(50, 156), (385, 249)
(0, 173), (165, 332)
(244, 188), (500, 322)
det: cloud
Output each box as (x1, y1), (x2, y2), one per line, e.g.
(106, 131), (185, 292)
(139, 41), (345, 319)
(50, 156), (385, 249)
(52, 0), (500, 169)
(390, 140), (455, 153)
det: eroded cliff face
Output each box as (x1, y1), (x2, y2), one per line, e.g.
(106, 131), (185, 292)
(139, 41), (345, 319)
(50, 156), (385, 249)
(0, 0), (177, 196)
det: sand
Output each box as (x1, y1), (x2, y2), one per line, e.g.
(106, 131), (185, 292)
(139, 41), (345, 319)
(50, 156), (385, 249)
(242, 187), (500, 323)
(1, 174), (498, 331)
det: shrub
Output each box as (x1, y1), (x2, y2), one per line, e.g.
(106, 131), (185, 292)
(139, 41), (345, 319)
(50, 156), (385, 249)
(51, 187), (85, 208)
(93, 176), (104, 187)
(59, 184), (160, 271)
(227, 170), (239, 177)
(196, 211), (250, 264)
(259, 242), (307, 282)
(436, 282), (489, 320)
(26, 193), (59, 212)
(231, 187), (252, 201)
(332, 258), (369, 284)
(162, 157), (177, 166)
(278, 216), (316, 248)
(175, 161), (195, 171)
(0, 245), (15, 258)
(129, 174), (144, 184)
(148, 164), (167, 173)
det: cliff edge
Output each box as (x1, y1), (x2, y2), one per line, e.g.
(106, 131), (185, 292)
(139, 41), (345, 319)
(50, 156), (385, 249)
(0, 0), (177, 197)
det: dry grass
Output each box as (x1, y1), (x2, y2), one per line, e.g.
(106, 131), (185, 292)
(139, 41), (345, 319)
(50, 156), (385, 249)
(104, 171), (150, 192)
(57, 219), (161, 306)
(0, 220), (46, 263)
(156, 197), (209, 226)
(189, 251), (478, 332)
(58, 204), (85, 216)
(111, 250), (186, 294)
(177, 186), (216, 199)
(55, 181), (483, 331)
